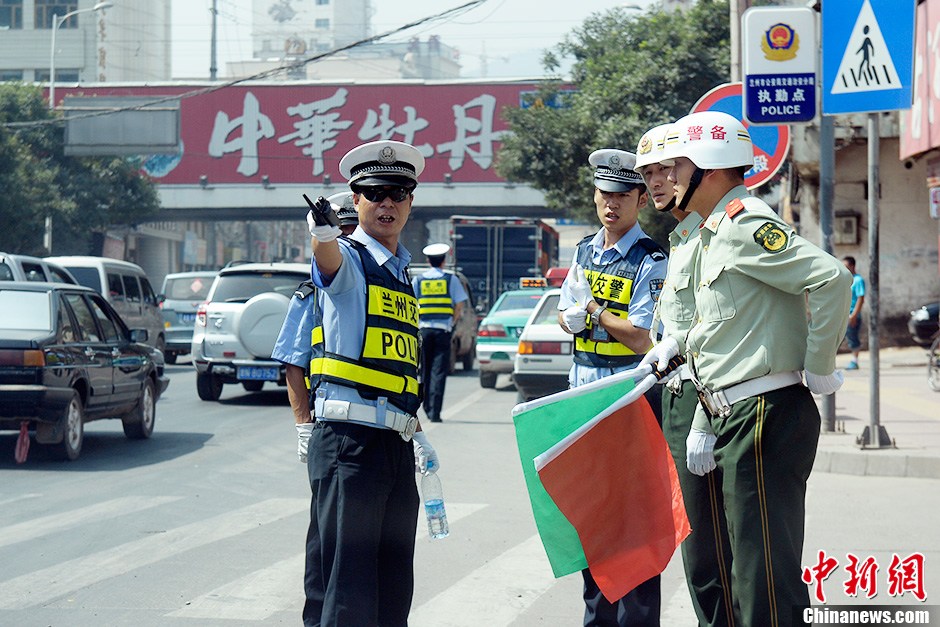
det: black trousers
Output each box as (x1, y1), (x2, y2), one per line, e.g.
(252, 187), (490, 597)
(581, 385), (663, 627)
(303, 421), (419, 627)
(662, 380), (735, 626)
(419, 328), (452, 422)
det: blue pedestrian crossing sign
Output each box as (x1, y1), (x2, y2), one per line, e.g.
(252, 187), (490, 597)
(822, 0), (915, 114)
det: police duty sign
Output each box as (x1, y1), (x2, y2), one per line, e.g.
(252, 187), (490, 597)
(742, 7), (818, 125)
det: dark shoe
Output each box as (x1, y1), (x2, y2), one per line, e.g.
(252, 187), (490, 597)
(429, 417), (442, 423)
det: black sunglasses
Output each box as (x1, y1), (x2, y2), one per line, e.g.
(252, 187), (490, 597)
(357, 186), (411, 203)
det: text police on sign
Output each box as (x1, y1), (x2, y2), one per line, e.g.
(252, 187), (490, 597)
(743, 6), (818, 125)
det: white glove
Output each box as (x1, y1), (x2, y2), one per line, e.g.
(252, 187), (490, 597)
(306, 210), (341, 243)
(804, 370), (844, 395)
(412, 432), (439, 475)
(296, 423), (313, 463)
(640, 336), (680, 372)
(567, 263), (595, 308)
(686, 427), (717, 476)
(562, 305), (588, 334)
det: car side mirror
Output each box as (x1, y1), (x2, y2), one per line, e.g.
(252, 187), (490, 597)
(129, 329), (149, 344)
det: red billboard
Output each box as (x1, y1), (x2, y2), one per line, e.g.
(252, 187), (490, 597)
(900, 0), (939, 160)
(59, 82), (546, 186)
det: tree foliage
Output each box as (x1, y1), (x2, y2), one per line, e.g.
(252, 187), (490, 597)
(497, 0), (731, 245)
(0, 84), (160, 255)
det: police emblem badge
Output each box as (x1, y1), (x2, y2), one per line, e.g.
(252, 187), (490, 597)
(753, 221), (789, 252)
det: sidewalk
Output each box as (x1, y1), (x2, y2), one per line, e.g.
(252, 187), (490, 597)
(813, 345), (940, 478)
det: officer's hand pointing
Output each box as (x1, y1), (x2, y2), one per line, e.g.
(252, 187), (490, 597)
(412, 432), (439, 475)
(804, 370), (844, 395)
(305, 194), (342, 243)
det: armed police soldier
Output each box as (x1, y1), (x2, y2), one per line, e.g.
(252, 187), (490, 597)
(274, 192), (357, 464)
(558, 148), (668, 627)
(635, 124), (734, 627)
(413, 242), (468, 422)
(644, 111), (851, 626)
(302, 140), (440, 627)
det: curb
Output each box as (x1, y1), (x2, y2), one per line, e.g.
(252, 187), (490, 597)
(814, 449), (940, 479)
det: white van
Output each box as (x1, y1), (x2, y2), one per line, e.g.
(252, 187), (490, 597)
(46, 256), (165, 351)
(0, 252), (78, 284)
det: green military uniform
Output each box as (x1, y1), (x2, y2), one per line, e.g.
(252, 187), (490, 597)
(675, 186), (851, 627)
(656, 210), (735, 627)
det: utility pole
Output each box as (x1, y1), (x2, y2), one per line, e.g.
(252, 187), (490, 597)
(729, 0), (747, 81)
(210, 0), (218, 81)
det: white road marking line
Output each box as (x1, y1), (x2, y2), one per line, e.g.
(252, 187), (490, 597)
(170, 502), (487, 621)
(0, 493), (42, 508)
(0, 496), (182, 550)
(409, 534), (557, 627)
(0, 498), (308, 610)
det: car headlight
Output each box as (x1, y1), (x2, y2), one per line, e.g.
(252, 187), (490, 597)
(913, 309), (929, 321)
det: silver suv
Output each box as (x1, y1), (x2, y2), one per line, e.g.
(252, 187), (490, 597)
(191, 262), (311, 401)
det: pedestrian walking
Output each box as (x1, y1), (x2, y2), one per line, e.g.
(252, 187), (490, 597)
(842, 255), (866, 370)
(558, 147), (668, 626)
(413, 242), (468, 422)
(302, 140), (440, 627)
(644, 111), (851, 627)
(635, 123), (734, 627)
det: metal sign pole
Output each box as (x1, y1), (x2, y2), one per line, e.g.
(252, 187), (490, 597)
(866, 111), (888, 448)
(819, 114), (837, 432)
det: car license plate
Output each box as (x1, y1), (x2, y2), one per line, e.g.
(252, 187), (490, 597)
(178, 313), (196, 323)
(237, 366), (278, 381)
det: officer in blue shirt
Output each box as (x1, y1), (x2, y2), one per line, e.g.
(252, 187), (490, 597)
(273, 192), (357, 462)
(412, 242), (468, 422)
(302, 140), (439, 627)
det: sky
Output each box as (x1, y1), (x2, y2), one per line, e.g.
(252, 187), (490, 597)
(170, 0), (654, 80)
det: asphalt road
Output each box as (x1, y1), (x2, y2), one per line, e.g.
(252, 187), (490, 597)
(0, 363), (936, 626)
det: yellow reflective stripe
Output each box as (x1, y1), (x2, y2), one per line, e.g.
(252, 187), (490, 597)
(420, 307), (455, 315)
(310, 357), (418, 395)
(418, 297), (453, 305)
(419, 279), (448, 295)
(584, 269), (634, 305)
(367, 285), (419, 328)
(576, 336), (640, 356)
(311, 326), (324, 347)
(363, 327), (419, 366)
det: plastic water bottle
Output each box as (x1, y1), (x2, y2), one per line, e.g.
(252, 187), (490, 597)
(421, 471), (449, 540)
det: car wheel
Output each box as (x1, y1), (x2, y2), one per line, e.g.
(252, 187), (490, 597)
(461, 345), (476, 371)
(49, 391), (84, 461)
(242, 380), (264, 392)
(196, 372), (224, 401)
(155, 335), (166, 355)
(123, 379), (156, 439)
(480, 371), (497, 388)
(164, 352), (177, 365)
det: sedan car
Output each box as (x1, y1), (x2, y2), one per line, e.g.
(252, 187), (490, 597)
(512, 289), (573, 402)
(476, 286), (550, 388)
(908, 302), (939, 347)
(159, 270), (218, 364)
(0, 282), (169, 461)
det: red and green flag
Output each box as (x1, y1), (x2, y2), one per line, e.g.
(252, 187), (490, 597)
(512, 367), (691, 602)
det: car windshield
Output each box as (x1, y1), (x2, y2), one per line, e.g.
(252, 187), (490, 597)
(530, 294), (562, 325)
(165, 276), (213, 300)
(493, 292), (545, 314)
(0, 290), (51, 330)
(211, 272), (307, 303)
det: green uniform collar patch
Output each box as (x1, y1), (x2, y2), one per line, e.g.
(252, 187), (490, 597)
(753, 221), (788, 253)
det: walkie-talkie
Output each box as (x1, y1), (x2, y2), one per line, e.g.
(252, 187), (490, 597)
(303, 193), (341, 228)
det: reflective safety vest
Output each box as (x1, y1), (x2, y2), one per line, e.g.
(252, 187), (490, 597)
(416, 273), (455, 321)
(573, 235), (667, 368)
(309, 240), (421, 415)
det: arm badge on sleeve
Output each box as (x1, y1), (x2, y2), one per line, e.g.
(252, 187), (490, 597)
(753, 222), (789, 253)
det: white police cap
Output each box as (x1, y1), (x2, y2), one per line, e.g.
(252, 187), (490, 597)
(339, 140), (426, 190)
(327, 191), (357, 226)
(589, 149), (645, 192)
(422, 243), (450, 257)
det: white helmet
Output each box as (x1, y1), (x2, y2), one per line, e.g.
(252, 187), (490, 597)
(633, 123), (675, 172)
(327, 191), (357, 226)
(661, 111), (754, 170)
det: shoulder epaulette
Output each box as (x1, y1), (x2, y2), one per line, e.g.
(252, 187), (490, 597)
(725, 197), (746, 219)
(293, 280), (316, 300)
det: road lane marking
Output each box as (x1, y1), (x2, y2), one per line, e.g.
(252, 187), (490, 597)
(169, 502), (487, 621)
(409, 533), (557, 627)
(0, 496), (182, 550)
(0, 498), (308, 610)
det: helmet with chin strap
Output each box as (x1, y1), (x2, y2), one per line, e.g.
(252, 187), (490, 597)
(661, 111), (754, 211)
(634, 123), (677, 213)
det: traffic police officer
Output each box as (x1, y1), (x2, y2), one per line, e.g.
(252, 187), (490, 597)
(645, 111), (851, 626)
(302, 140), (439, 627)
(558, 148), (668, 626)
(635, 124), (734, 626)
(413, 242), (468, 422)
(273, 192), (357, 463)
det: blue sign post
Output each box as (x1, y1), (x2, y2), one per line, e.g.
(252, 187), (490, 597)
(822, 0), (915, 114)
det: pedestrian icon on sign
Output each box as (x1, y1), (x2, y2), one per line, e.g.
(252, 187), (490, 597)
(831, 0), (901, 95)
